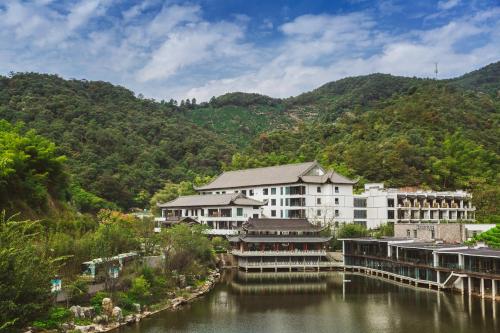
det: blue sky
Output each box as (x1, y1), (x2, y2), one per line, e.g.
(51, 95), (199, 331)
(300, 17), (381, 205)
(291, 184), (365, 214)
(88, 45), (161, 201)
(0, 0), (499, 101)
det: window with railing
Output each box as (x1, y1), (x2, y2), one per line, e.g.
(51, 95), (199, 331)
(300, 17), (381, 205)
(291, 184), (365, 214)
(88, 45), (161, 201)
(289, 197), (305, 206)
(286, 186), (306, 195)
(354, 198), (367, 207)
(354, 209), (367, 219)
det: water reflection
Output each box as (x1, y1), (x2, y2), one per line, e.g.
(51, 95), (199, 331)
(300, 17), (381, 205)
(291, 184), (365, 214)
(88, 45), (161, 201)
(120, 270), (500, 333)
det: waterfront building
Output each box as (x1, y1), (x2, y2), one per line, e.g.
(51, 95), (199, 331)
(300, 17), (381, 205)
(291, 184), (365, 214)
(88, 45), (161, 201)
(354, 183), (476, 228)
(195, 161), (357, 225)
(156, 193), (264, 235)
(229, 218), (334, 272)
(341, 237), (500, 300)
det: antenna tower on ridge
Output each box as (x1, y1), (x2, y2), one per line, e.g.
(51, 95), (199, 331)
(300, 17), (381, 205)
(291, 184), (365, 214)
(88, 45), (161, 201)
(434, 62), (438, 79)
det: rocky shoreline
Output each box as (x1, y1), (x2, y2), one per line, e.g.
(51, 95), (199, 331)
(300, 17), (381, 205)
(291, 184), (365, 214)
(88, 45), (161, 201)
(28, 269), (221, 333)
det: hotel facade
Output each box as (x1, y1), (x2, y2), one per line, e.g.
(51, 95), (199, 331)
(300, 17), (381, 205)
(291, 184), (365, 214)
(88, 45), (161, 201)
(157, 161), (478, 231)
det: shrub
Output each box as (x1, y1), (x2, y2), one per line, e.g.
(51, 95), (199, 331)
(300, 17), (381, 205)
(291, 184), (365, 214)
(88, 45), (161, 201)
(128, 276), (152, 304)
(32, 307), (72, 330)
(90, 291), (111, 314)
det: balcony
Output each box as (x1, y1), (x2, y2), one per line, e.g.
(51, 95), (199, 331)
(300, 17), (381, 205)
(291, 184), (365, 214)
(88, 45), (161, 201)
(238, 261), (336, 268)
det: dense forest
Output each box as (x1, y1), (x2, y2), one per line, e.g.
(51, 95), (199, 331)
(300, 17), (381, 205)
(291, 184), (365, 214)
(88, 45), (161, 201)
(0, 62), (499, 221)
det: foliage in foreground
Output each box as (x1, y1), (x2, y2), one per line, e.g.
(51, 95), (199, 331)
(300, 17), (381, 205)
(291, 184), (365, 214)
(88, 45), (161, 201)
(0, 212), (59, 332)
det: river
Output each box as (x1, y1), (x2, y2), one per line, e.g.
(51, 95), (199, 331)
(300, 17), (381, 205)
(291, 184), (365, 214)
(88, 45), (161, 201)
(120, 270), (499, 333)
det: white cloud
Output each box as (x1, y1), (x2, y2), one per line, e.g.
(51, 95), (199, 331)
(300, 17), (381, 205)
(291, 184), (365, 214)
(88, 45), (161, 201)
(0, 1), (498, 102)
(438, 0), (460, 11)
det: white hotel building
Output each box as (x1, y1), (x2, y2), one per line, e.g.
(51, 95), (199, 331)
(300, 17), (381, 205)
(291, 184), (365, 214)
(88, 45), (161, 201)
(195, 161), (357, 225)
(156, 162), (477, 231)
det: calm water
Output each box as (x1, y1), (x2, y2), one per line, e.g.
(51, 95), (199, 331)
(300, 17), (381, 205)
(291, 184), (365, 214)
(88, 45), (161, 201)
(120, 271), (499, 333)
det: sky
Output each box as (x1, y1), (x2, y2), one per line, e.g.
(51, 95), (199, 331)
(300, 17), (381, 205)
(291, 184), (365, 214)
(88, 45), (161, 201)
(0, 0), (499, 101)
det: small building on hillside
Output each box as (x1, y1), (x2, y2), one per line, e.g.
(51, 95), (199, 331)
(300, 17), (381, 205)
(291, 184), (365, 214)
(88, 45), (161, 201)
(229, 218), (334, 272)
(156, 193), (265, 236)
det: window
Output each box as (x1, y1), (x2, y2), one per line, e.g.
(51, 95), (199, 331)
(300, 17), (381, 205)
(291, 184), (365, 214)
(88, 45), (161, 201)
(271, 199), (276, 206)
(280, 210), (283, 218)
(263, 188), (268, 195)
(413, 230), (417, 238)
(335, 209), (339, 217)
(317, 186), (321, 193)
(235, 190), (239, 193)
(237, 208), (243, 216)
(388, 198), (395, 207)
(354, 198), (367, 208)
(220, 209), (232, 217)
(431, 229), (435, 239)
(242, 190), (247, 195)
(354, 210), (367, 219)
(280, 187), (283, 195)
(317, 209), (321, 216)
(271, 210), (276, 217)
(216, 191), (220, 194)
(335, 198), (339, 205)
(407, 230), (411, 237)
(249, 189), (254, 196)
(221, 191), (226, 194)
(253, 214), (259, 218)
(271, 187), (276, 195)
(280, 198), (283, 206)
(317, 198), (321, 205)
(387, 210), (395, 219)
(335, 186), (339, 193)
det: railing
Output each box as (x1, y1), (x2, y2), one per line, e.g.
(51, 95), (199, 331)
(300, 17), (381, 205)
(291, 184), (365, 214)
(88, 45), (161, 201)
(232, 250), (327, 256)
(239, 261), (336, 268)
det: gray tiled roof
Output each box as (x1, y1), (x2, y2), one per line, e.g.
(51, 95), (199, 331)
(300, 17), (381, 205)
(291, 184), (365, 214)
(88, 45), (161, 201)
(157, 193), (264, 208)
(438, 247), (500, 258)
(244, 218), (324, 231)
(195, 161), (356, 190)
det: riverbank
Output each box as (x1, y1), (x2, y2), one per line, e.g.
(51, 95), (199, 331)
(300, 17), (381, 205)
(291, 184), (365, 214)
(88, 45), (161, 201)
(27, 269), (221, 333)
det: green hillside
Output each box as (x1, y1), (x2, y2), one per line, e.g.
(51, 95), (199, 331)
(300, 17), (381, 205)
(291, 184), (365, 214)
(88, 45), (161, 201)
(0, 73), (234, 209)
(0, 62), (499, 219)
(183, 93), (295, 147)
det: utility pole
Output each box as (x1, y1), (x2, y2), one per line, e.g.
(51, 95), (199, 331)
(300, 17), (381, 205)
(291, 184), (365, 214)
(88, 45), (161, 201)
(434, 62), (438, 79)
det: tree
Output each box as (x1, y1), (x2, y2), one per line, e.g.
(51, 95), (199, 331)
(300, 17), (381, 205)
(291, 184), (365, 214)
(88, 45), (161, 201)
(160, 224), (214, 276)
(0, 212), (60, 331)
(149, 181), (196, 214)
(0, 120), (69, 211)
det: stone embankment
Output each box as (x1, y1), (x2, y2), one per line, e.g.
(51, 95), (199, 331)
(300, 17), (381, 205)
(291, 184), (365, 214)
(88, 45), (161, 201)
(26, 269), (221, 333)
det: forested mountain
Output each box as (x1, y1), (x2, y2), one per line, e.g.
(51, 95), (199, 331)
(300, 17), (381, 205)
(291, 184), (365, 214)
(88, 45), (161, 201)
(0, 74), (234, 209)
(0, 62), (499, 221)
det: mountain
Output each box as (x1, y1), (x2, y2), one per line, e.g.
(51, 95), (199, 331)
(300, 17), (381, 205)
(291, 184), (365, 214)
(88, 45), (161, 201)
(449, 61), (500, 97)
(0, 73), (234, 209)
(0, 62), (499, 218)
